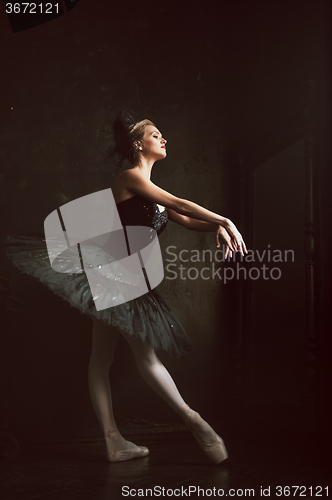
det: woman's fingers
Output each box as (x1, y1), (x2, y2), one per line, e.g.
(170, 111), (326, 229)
(228, 236), (248, 257)
(232, 232), (247, 256)
(225, 236), (236, 253)
(237, 236), (247, 255)
(225, 247), (232, 259)
(216, 225), (247, 258)
(228, 240), (235, 251)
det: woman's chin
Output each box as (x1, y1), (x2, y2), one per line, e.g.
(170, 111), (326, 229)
(155, 153), (167, 161)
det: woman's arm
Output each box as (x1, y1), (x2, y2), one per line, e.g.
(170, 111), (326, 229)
(167, 209), (218, 231)
(168, 209), (240, 258)
(119, 169), (228, 226)
(120, 169), (247, 255)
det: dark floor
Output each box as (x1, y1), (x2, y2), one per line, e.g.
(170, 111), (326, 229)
(1, 429), (331, 500)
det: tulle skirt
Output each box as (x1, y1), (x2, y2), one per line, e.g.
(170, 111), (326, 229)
(2, 233), (192, 357)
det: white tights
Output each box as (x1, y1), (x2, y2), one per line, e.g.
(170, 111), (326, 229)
(88, 317), (217, 454)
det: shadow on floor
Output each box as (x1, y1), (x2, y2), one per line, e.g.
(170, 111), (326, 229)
(1, 427), (331, 500)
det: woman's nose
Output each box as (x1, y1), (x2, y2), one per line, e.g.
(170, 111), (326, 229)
(162, 138), (167, 144)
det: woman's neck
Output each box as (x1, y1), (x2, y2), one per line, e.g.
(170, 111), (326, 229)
(131, 158), (155, 180)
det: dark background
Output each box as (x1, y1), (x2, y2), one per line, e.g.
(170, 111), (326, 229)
(0, 0), (331, 447)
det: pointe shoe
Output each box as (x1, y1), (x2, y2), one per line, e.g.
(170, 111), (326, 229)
(104, 429), (149, 463)
(182, 405), (228, 465)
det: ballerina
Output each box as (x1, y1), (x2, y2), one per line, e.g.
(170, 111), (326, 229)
(88, 111), (247, 464)
(3, 110), (247, 465)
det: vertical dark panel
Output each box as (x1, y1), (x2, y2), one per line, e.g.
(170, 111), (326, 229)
(303, 81), (318, 422)
(250, 138), (306, 419)
(232, 153), (250, 418)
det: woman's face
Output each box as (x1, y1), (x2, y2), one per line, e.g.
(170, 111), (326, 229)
(139, 125), (167, 160)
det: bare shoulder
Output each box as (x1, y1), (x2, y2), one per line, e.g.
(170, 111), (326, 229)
(113, 168), (142, 186)
(119, 168), (146, 182)
(111, 169), (137, 204)
(114, 168), (182, 211)
(113, 168), (150, 192)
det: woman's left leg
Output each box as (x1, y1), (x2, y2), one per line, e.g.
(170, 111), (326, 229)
(88, 318), (149, 462)
(88, 317), (121, 434)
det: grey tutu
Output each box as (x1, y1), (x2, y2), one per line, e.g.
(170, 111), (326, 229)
(3, 233), (192, 357)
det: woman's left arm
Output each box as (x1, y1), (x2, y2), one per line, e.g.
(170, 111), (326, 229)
(167, 209), (242, 258)
(167, 209), (217, 231)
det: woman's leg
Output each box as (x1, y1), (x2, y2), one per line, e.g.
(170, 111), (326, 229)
(88, 317), (121, 434)
(88, 318), (149, 462)
(121, 331), (228, 463)
(122, 332), (187, 416)
(120, 331), (220, 443)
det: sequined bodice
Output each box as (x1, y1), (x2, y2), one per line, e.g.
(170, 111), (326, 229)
(116, 194), (168, 236)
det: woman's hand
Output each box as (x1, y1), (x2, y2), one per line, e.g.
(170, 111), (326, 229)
(223, 219), (247, 257)
(216, 221), (248, 259)
(216, 226), (236, 259)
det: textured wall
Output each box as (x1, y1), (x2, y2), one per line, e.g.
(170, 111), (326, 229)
(0, 1), (231, 441)
(0, 0), (330, 443)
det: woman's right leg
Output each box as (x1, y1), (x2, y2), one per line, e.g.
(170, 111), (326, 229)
(120, 332), (228, 463)
(120, 332), (224, 442)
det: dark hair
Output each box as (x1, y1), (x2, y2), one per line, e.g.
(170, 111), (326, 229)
(104, 109), (155, 168)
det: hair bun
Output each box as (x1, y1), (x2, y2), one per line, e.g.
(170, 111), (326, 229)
(114, 109), (135, 131)
(104, 109), (155, 169)
(112, 109), (136, 159)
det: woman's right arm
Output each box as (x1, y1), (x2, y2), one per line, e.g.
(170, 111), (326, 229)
(120, 169), (228, 226)
(119, 169), (247, 255)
